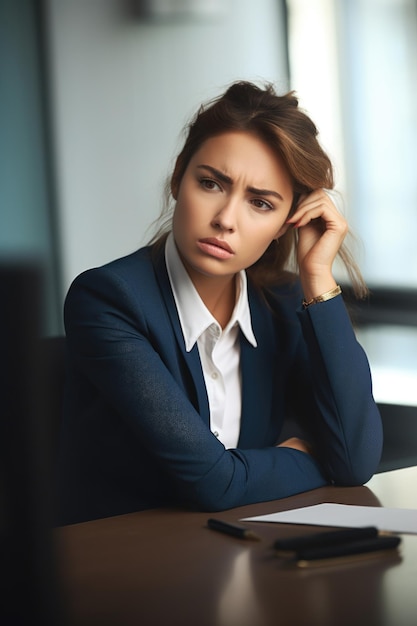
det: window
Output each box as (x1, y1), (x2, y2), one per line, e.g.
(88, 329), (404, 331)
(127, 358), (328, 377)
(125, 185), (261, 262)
(286, 0), (417, 287)
(286, 0), (417, 408)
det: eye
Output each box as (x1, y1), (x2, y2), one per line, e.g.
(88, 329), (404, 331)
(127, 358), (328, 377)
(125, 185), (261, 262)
(251, 198), (274, 211)
(199, 177), (221, 192)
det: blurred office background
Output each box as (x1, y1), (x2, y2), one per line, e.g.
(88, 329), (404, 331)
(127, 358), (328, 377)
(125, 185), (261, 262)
(1, 0), (417, 433)
(1, 3), (416, 622)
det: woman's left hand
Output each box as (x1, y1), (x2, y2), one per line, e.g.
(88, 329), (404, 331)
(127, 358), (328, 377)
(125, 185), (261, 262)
(277, 437), (313, 455)
(286, 189), (348, 300)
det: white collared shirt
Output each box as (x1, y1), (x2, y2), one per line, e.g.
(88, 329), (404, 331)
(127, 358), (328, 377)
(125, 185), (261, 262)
(165, 233), (257, 449)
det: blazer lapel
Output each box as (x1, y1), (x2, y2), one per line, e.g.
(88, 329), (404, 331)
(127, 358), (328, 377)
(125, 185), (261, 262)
(238, 285), (277, 448)
(152, 246), (210, 424)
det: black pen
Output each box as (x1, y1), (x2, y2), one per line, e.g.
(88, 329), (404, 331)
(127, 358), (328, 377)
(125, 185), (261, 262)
(293, 535), (401, 568)
(207, 518), (261, 541)
(273, 526), (379, 554)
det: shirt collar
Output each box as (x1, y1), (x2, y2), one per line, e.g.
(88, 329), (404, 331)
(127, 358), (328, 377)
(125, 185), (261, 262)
(165, 232), (257, 352)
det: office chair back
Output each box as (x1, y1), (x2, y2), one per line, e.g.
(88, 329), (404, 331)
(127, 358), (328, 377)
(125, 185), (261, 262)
(0, 262), (67, 625)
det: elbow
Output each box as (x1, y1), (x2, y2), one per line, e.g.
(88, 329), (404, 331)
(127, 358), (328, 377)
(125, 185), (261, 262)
(331, 467), (375, 488)
(328, 452), (382, 487)
(328, 424), (383, 487)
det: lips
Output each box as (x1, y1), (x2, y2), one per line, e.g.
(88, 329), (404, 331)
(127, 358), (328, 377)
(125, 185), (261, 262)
(197, 237), (235, 260)
(198, 238), (234, 254)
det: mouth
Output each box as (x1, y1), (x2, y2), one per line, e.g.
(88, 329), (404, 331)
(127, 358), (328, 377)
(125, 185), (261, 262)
(199, 238), (234, 253)
(197, 237), (235, 260)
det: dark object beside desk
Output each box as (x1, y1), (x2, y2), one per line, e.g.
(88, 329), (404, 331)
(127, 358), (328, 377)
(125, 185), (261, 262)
(377, 403), (417, 471)
(57, 466), (417, 626)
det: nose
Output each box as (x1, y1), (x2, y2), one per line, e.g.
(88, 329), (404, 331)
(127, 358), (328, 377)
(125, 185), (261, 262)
(211, 196), (238, 233)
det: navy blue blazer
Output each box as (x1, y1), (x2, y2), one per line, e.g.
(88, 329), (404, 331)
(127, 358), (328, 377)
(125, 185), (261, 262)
(57, 245), (383, 525)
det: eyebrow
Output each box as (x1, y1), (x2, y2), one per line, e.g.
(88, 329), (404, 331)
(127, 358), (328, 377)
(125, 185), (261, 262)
(197, 164), (284, 202)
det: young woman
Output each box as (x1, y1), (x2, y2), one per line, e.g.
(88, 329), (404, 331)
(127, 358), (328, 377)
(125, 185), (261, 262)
(57, 81), (383, 525)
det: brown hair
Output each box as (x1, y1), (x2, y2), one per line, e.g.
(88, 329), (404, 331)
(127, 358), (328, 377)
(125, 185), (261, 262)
(149, 81), (366, 297)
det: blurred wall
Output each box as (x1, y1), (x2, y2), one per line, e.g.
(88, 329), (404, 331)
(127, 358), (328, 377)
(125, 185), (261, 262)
(0, 0), (61, 333)
(0, 1), (48, 257)
(45, 0), (289, 296)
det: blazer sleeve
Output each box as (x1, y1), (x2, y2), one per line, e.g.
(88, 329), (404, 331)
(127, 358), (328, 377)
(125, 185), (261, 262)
(64, 265), (330, 512)
(293, 295), (383, 485)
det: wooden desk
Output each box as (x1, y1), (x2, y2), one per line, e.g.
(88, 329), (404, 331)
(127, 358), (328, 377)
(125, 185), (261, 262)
(57, 466), (417, 626)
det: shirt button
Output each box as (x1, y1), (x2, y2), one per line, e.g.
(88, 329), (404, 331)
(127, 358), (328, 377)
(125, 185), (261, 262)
(213, 431), (219, 437)
(211, 371), (218, 380)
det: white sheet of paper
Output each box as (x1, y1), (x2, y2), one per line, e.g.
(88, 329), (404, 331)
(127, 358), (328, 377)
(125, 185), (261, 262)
(241, 503), (417, 534)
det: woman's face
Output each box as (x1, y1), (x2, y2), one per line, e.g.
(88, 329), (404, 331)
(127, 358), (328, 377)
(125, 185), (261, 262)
(172, 131), (294, 287)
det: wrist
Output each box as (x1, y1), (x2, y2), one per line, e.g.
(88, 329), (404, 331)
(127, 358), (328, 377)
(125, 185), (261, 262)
(300, 276), (338, 303)
(302, 284), (342, 309)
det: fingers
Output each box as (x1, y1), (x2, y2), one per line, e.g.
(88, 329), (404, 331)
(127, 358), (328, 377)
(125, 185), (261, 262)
(288, 190), (349, 293)
(287, 190), (348, 237)
(277, 437), (313, 455)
